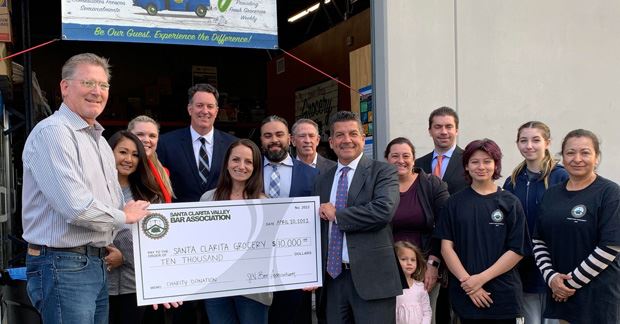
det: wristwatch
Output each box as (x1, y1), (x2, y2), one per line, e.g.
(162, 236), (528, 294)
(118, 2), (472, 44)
(427, 259), (440, 268)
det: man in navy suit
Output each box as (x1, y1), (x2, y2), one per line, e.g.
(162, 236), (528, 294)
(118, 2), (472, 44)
(157, 83), (237, 203)
(260, 115), (319, 324)
(156, 84), (237, 324)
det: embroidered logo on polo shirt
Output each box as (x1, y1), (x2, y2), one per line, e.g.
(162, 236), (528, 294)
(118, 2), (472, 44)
(142, 213), (169, 239)
(491, 209), (504, 223)
(571, 205), (586, 218)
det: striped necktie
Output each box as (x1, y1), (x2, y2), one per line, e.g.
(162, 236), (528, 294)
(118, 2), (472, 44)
(198, 137), (210, 186)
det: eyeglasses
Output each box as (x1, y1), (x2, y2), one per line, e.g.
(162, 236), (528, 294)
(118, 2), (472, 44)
(66, 79), (111, 91)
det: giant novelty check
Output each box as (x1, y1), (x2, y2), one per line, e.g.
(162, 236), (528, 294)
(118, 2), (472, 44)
(132, 197), (322, 306)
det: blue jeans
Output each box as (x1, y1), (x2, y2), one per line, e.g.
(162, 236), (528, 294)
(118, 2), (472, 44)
(204, 296), (268, 324)
(26, 248), (109, 324)
(522, 292), (559, 324)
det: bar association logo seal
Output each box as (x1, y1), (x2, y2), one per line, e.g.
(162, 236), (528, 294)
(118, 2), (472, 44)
(142, 213), (169, 239)
(491, 209), (504, 223)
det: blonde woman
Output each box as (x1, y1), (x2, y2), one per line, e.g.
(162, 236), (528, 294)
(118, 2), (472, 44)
(128, 115), (174, 202)
(503, 121), (567, 324)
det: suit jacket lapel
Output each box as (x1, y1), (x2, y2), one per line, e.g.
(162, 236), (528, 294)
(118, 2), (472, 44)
(211, 130), (224, 177)
(290, 159), (300, 196)
(181, 128), (201, 182)
(443, 146), (462, 181)
(418, 152), (433, 174)
(320, 167), (337, 202)
(347, 156), (370, 205)
(316, 155), (324, 170)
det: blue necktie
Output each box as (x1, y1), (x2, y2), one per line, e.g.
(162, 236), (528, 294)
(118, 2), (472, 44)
(326, 166), (351, 278)
(269, 163), (280, 198)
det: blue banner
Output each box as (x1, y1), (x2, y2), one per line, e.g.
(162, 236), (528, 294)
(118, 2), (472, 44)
(61, 0), (278, 49)
(62, 23), (277, 49)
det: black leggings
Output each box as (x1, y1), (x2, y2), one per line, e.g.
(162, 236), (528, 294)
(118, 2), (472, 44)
(109, 293), (146, 324)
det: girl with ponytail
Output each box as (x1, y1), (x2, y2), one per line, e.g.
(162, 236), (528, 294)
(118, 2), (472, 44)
(503, 121), (568, 324)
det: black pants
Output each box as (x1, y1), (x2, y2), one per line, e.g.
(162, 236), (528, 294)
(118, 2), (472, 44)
(109, 293), (145, 324)
(169, 300), (209, 324)
(268, 290), (312, 324)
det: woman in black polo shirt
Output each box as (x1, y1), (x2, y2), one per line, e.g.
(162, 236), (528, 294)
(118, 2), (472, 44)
(533, 129), (620, 324)
(435, 139), (529, 324)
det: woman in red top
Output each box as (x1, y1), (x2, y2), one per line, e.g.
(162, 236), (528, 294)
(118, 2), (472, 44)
(128, 115), (174, 203)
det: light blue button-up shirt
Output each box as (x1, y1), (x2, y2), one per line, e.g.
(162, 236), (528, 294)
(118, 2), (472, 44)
(432, 145), (457, 179)
(22, 104), (125, 248)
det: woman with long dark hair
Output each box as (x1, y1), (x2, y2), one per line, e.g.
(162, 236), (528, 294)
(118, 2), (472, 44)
(200, 138), (269, 324)
(106, 131), (164, 324)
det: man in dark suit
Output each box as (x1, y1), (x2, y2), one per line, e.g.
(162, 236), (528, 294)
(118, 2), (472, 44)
(315, 111), (402, 323)
(415, 106), (468, 195)
(156, 84), (237, 324)
(415, 106), (466, 324)
(157, 83), (237, 203)
(260, 115), (319, 324)
(291, 118), (337, 174)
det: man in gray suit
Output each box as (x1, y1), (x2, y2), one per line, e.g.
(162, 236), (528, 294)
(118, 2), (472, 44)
(291, 118), (337, 174)
(315, 111), (402, 323)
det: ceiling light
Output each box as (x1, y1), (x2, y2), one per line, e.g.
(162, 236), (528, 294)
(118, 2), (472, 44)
(288, 0), (331, 23)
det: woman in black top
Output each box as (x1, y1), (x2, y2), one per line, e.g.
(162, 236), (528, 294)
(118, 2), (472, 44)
(435, 139), (529, 324)
(533, 129), (620, 324)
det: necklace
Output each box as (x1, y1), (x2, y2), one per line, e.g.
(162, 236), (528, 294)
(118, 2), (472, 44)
(230, 192), (245, 199)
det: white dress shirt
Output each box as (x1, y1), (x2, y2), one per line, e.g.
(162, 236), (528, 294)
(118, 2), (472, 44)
(296, 153), (318, 168)
(263, 154), (294, 198)
(190, 126), (214, 169)
(329, 153), (363, 263)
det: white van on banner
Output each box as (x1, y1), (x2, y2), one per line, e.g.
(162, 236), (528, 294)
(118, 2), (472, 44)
(61, 0), (278, 49)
